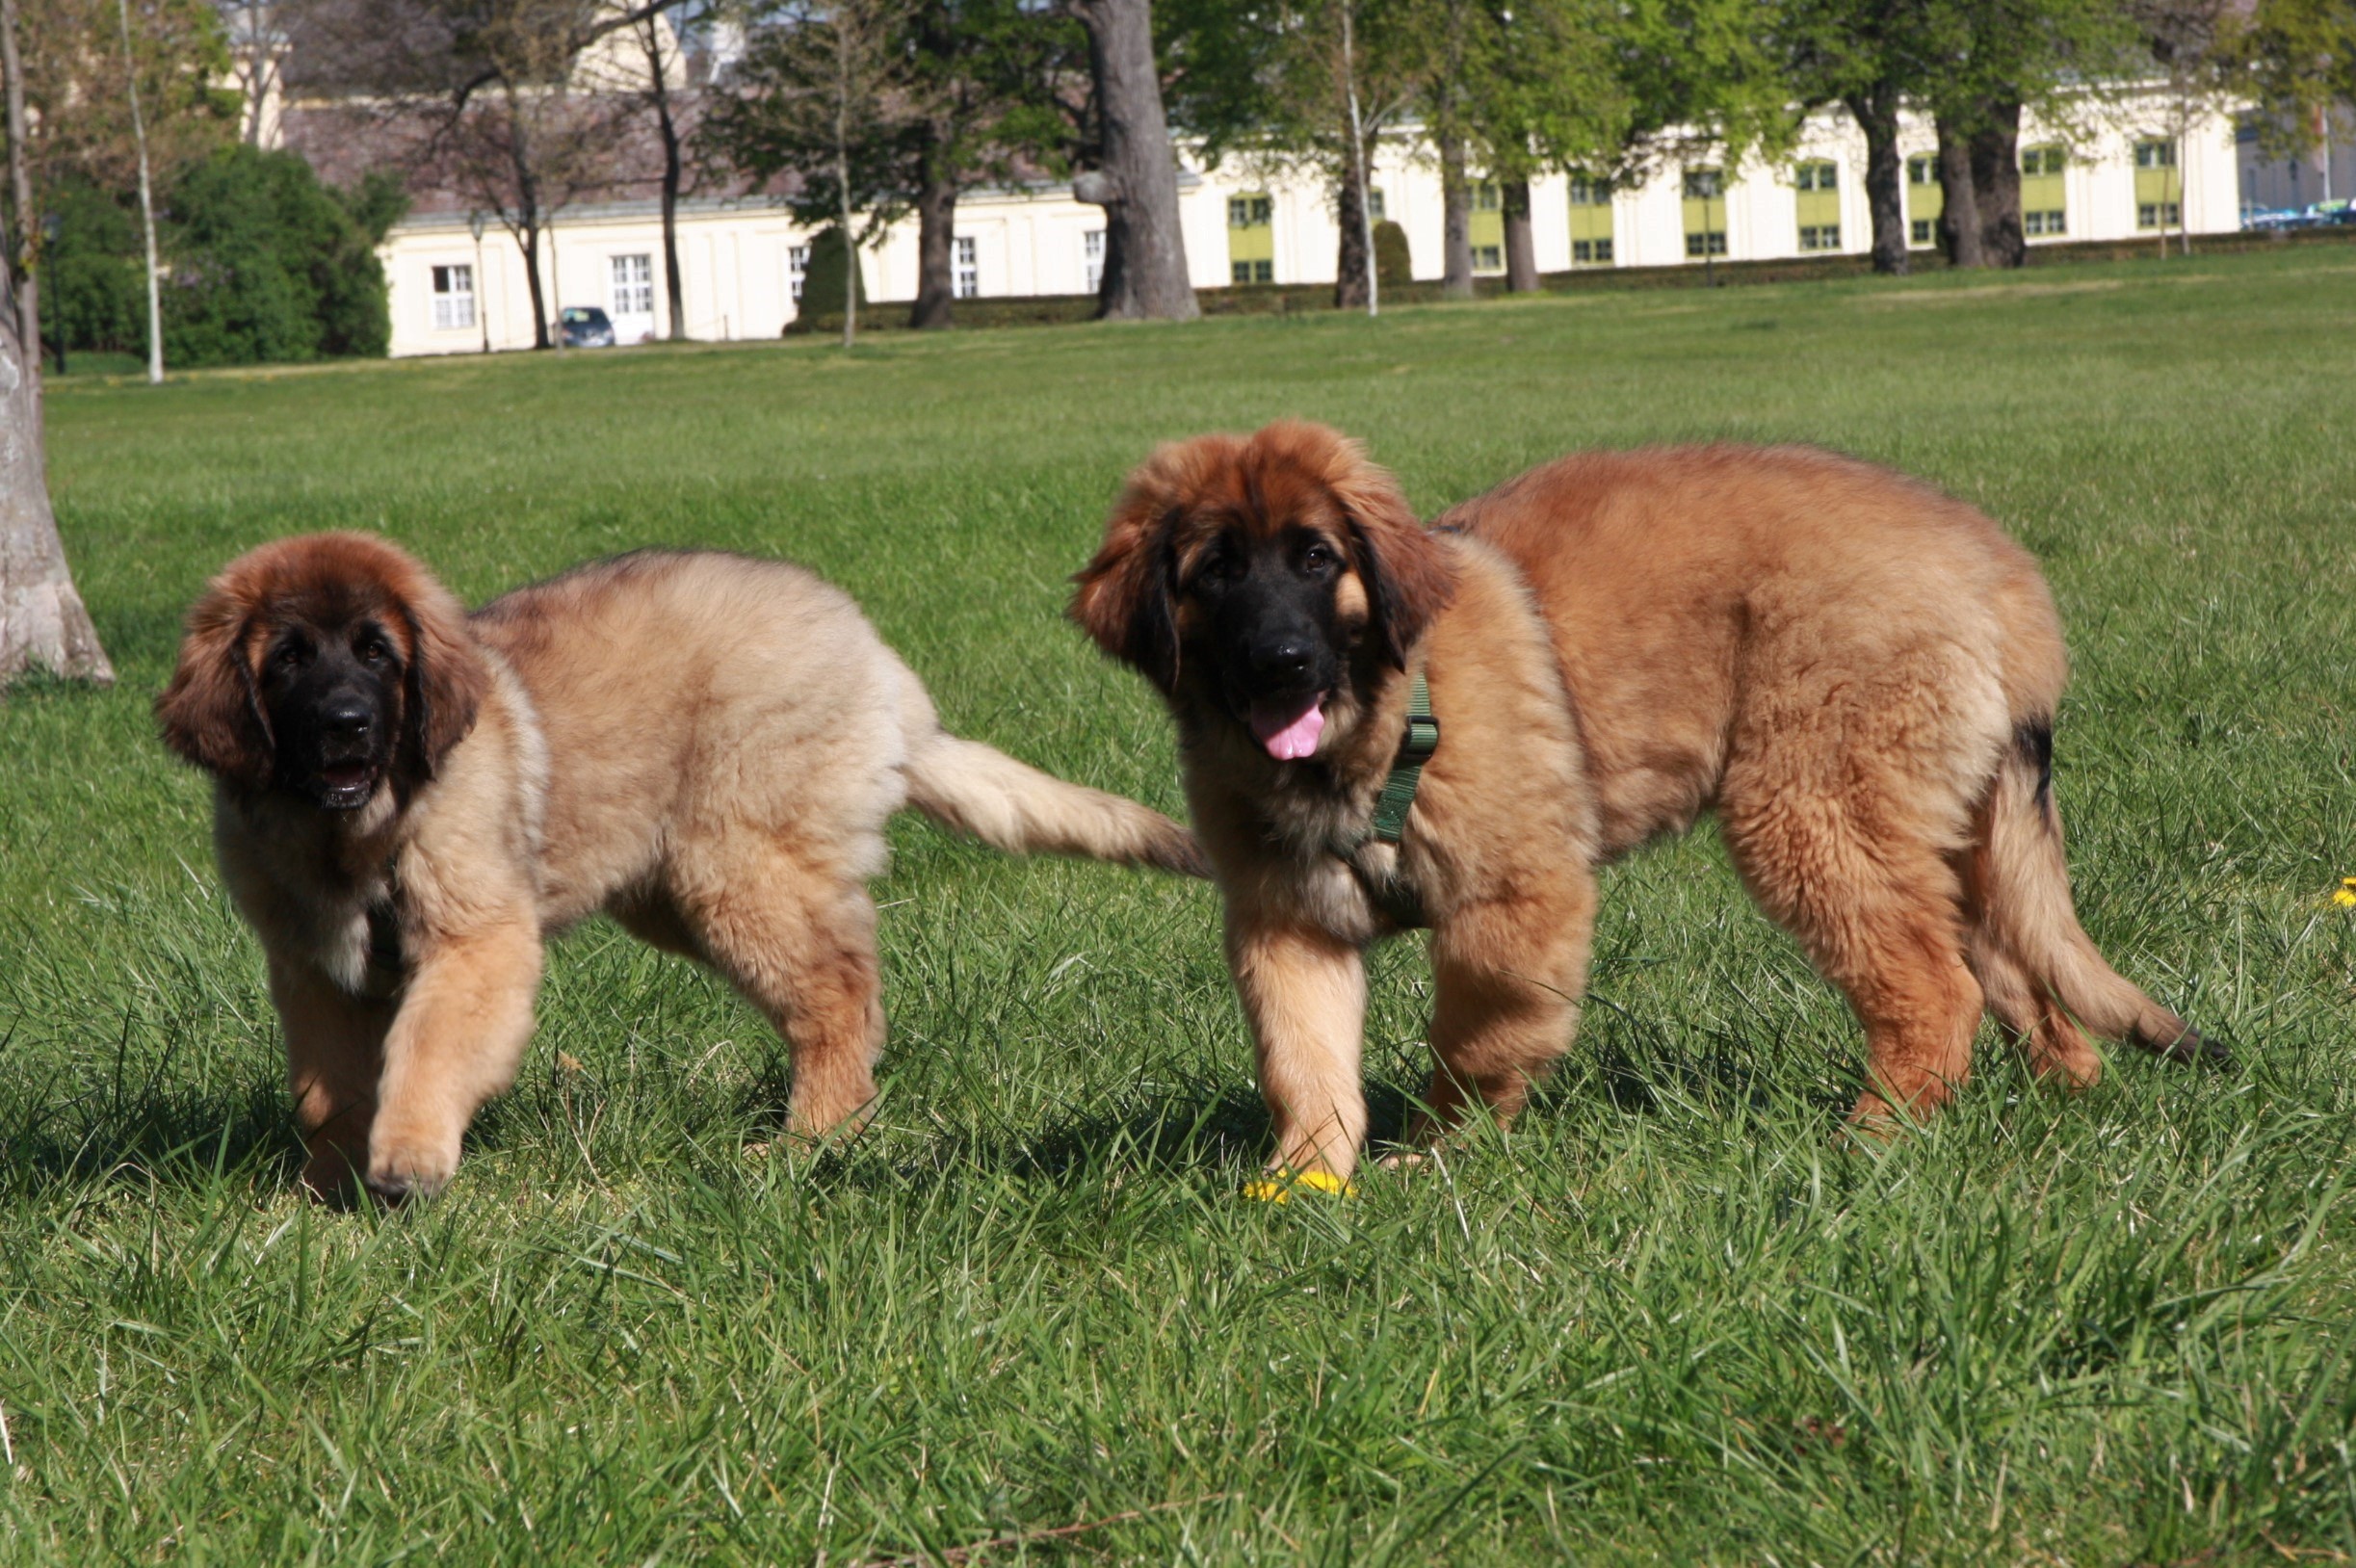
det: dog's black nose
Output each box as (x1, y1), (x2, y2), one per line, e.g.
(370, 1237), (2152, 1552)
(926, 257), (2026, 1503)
(321, 701), (374, 739)
(1251, 639), (1314, 683)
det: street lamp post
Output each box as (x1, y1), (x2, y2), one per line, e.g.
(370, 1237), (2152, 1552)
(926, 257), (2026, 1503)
(468, 211), (490, 353)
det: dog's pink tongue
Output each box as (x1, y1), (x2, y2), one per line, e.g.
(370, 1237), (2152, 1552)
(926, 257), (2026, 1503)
(1249, 696), (1326, 761)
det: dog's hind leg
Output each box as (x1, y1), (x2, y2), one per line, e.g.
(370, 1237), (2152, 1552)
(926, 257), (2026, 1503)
(1410, 861), (1596, 1147)
(679, 836), (888, 1140)
(1722, 797), (1985, 1127)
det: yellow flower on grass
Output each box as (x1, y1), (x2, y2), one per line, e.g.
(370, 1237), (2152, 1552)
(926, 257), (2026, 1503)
(1243, 1168), (1358, 1203)
(2336, 877), (2356, 909)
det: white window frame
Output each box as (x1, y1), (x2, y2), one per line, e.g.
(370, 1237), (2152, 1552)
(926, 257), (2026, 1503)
(609, 253), (654, 320)
(431, 263), (476, 331)
(954, 235), (979, 300)
(1082, 228), (1104, 294)
(787, 244), (810, 301)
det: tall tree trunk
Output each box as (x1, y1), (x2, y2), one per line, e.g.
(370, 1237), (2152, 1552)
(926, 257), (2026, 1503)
(1969, 99), (2025, 269)
(1334, 161), (1369, 310)
(1847, 86), (1907, 276)
(1501, 177), (1537, 292)
(1439, 134), (1472, 299)
(1, 0), (112, 690)
(117, 0), (163, 381)
(1934, 118), (1983, 268)
(1341, 0), (1374, 317)
(833, 42), (855, 351)
(517, 216), (550, 350)
(652, 69), (686, 339)
(911, 141), (955, 329)
(1071, 0), (1197, 321)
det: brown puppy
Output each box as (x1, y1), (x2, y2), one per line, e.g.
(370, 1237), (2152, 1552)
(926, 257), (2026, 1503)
(158, 534), (1203, 1201)
(1073, 422), (2203, 1181)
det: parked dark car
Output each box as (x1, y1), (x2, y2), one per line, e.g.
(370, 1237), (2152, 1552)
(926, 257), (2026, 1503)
(559, 305), (616, 348)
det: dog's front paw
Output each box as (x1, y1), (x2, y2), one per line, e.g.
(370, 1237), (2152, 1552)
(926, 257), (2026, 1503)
(366, 1131), (460, 1203)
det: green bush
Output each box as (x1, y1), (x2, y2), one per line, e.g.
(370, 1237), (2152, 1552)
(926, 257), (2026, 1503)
(161, 145), (390, 366)
(1374, 220), (1413, 286)
(42, 180), (147, 370)
(784, 227), (867, 333)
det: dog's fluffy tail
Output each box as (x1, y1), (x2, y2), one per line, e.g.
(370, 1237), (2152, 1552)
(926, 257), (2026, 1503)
(1966, 719), (2212, 1068)
(896, 671), (1205, 876)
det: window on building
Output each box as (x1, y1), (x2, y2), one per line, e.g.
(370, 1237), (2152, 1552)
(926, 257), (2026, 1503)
(1682, 167), (1726, 259)
(610, 253), (653, 318)
(1083, 228), (1104, 293)
(2019, 144), (2067, 239)
(1227, 192), (1274, 285)
(2134, 138), (2183, 230)
(1469, 180), (1505, 272)
(788, 244), (809, 301)
(1793, 160), (1841, 252)
(1368, 187), (1386, 222)
(1905, 153), (1945, 248)
(1569, 172), (1614, 267)
(431, 264), (475, 330)
(954, 235), (979, 299)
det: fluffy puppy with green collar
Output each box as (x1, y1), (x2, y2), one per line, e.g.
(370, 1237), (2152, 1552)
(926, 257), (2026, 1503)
(1072, 421), (2204, 1182)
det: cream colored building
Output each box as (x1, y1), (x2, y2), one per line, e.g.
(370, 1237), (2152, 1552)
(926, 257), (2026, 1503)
(377, 91), (2246, 359)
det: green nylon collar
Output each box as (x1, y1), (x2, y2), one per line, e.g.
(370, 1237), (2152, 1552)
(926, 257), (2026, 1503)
(1369, 672), (1438, 844)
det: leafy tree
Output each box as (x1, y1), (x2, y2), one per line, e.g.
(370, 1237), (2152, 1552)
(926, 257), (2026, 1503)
(1912, 0), (2133, 268)
(2243, 0), (2356, 158)
(1165, 0), (1423, 308)
(1783, 0), (1933, 274)
(160, 144), (389, 364)
(1453, 0), (1625, 292)
(705, 0), (915, 347)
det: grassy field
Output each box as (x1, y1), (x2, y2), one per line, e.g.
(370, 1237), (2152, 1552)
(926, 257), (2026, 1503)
(4, 246), (2355, 1564)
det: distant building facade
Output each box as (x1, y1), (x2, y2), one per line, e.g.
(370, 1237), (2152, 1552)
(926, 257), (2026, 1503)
(326, 89), (2247, 357)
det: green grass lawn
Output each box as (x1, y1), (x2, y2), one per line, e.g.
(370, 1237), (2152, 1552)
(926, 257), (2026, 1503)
(5, 246), (2355, 1565)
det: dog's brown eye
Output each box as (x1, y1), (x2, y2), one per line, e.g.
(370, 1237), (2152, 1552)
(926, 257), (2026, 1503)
(358, 640), (389, 666)
(1301, 544), (1336, 573)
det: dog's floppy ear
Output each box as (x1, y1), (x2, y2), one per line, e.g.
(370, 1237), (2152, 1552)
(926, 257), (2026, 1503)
(156, 585), (275, 790)
(396, 580), (487, 784)
(1327, 447), (1454, 670)
(1072, 452), (1193, 693)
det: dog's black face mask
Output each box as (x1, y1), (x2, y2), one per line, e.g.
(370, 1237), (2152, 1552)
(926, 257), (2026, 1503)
(259, 616), (405, 810)
(1186, 524), (1352, 762)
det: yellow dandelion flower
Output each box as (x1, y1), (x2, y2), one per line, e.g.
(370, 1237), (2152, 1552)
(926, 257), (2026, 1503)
(2336, 876), (2356, 909)
(1243, 1168), (1358, 1203)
